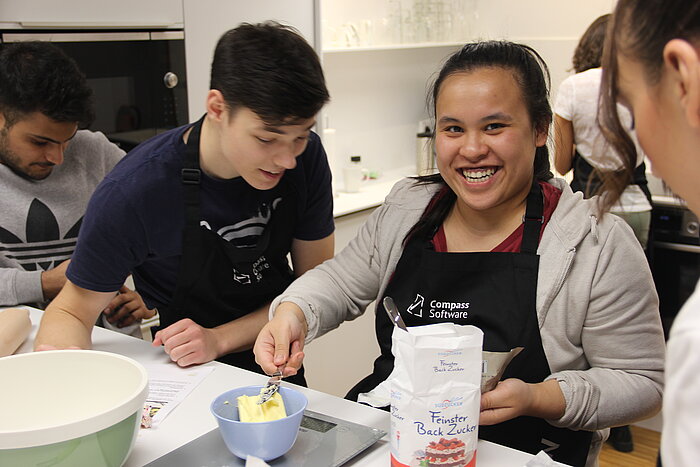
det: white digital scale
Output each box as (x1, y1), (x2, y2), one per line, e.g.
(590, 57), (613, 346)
(145, 410), (387, 466)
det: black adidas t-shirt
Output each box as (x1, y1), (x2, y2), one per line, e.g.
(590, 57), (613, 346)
(67, 123), (334, 309)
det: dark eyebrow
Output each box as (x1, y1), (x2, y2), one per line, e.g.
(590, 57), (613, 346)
(438, 113), (513, 126)
(437, 116), (462, 125)
(28, 128), (78, 144)
(262, 121), (316, 135)
(480, 112), (513, 123)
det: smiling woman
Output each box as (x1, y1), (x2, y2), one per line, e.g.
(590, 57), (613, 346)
(256, 40), (665, 467)
(433, 68), (546, 249)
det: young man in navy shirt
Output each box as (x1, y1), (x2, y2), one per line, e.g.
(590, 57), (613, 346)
(36, 22), (334, 383)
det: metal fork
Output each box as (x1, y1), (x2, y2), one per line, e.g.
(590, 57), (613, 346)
(257, 366), (284, 405)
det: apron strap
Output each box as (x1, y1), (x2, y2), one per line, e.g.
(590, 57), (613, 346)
(521, 180), (544, 255)
(170, 115), (206, 314)
(572, 151), (652, 205)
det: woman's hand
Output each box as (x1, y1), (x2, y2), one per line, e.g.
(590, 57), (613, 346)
(479, 378), (565, 425)
(253, 302), (307, 378)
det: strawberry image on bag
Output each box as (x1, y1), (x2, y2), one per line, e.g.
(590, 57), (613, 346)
(389, 323), (483, 467)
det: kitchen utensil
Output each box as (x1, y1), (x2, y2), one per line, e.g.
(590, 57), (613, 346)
(0, 350), (148, 466)
(258, 365), (284, 404)
(211, 385), (308, 461)
(383, 296), (408, 331)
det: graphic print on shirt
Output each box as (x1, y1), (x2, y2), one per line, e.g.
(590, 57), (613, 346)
(200, 198), (282, 247)
(200, 198), (282, 286)
(0, 199), (80, 271)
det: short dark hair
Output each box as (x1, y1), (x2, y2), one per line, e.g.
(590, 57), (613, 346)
(572, 14), (610, 73)
(599, 0), (700, 211)
(407, 41), (553, 242)
(210, 21), (330, 125)
(0, 41), (94, 128)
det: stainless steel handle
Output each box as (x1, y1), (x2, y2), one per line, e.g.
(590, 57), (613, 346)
(163, 72), (179, 89)
(19, 21), (179, 29)
(2, 30), (184, 43)
(653, 241), (700, 254)
(2, 32), (150, 42)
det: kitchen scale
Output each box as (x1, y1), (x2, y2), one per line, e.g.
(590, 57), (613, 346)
(144, 410), (387, 467)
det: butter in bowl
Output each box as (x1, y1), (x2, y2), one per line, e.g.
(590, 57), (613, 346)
(210, 385), (307, 461)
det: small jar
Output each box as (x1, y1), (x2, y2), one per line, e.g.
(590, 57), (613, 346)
(343, 155), (363, 193)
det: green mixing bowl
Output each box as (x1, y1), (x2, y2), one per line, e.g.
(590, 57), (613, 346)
(0, 350), (149, 467)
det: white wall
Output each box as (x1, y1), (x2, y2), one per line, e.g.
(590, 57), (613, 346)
(469, 0), (617, 101)
(322, 45), (460, 177)
(183, 0), (318, 120)
(320, 0), (617, 179)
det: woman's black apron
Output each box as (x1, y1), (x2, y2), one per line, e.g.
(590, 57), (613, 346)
(571, 151), (652, 205)
(347, 181), (591, 466)
(156, 117), (305, 385)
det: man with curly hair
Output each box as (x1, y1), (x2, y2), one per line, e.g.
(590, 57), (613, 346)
(0, 41), (152, 334)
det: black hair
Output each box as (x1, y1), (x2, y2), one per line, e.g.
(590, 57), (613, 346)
(210, 21), (330, 125)
(599, 0), (700, 211)
(0, 41), (94, 128)
(406, 41), (553, 242)
(572, 14), (610, 73)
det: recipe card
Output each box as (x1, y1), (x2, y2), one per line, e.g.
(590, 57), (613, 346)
(141, 362), (214, 428)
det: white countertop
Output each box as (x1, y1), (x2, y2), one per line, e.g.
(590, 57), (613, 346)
(13, 307), (543, 466)
(332, 166), (416, 218)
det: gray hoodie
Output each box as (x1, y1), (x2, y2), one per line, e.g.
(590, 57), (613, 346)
(272, 176), (665, 464)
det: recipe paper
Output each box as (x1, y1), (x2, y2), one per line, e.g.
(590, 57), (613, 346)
(141, 362), (214, 428)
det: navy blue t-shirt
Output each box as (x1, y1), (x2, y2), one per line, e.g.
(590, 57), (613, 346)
(67, 123), (334, 309)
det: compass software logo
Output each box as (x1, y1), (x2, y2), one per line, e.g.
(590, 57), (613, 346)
(406, 294), (424, 317)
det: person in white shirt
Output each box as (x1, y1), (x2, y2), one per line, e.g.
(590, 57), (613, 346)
(554, 14), (652, 252)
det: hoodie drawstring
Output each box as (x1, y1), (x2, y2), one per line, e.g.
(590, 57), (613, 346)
(590, 215), (599, 244)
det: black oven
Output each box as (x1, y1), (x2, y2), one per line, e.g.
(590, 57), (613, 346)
(650, 201), (700, 337)
(0, 30), (189, 151)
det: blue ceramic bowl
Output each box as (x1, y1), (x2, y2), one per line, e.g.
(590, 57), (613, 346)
(210, 385), (307, 461)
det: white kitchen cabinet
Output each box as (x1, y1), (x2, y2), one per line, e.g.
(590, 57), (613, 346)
(303, 208), (381, 397)
(0, 0), (183, 29)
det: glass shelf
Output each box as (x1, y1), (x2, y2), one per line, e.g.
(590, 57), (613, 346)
(321, 36), (579, 54)
(322, 41), (464, 54)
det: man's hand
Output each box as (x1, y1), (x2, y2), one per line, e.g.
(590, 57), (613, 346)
(40, 259), (70, 300)
(152, 318), (219, 367)
(102, 285), (156, 328)
(479, 378), (565, 425)
(253, 302), (307, 378)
